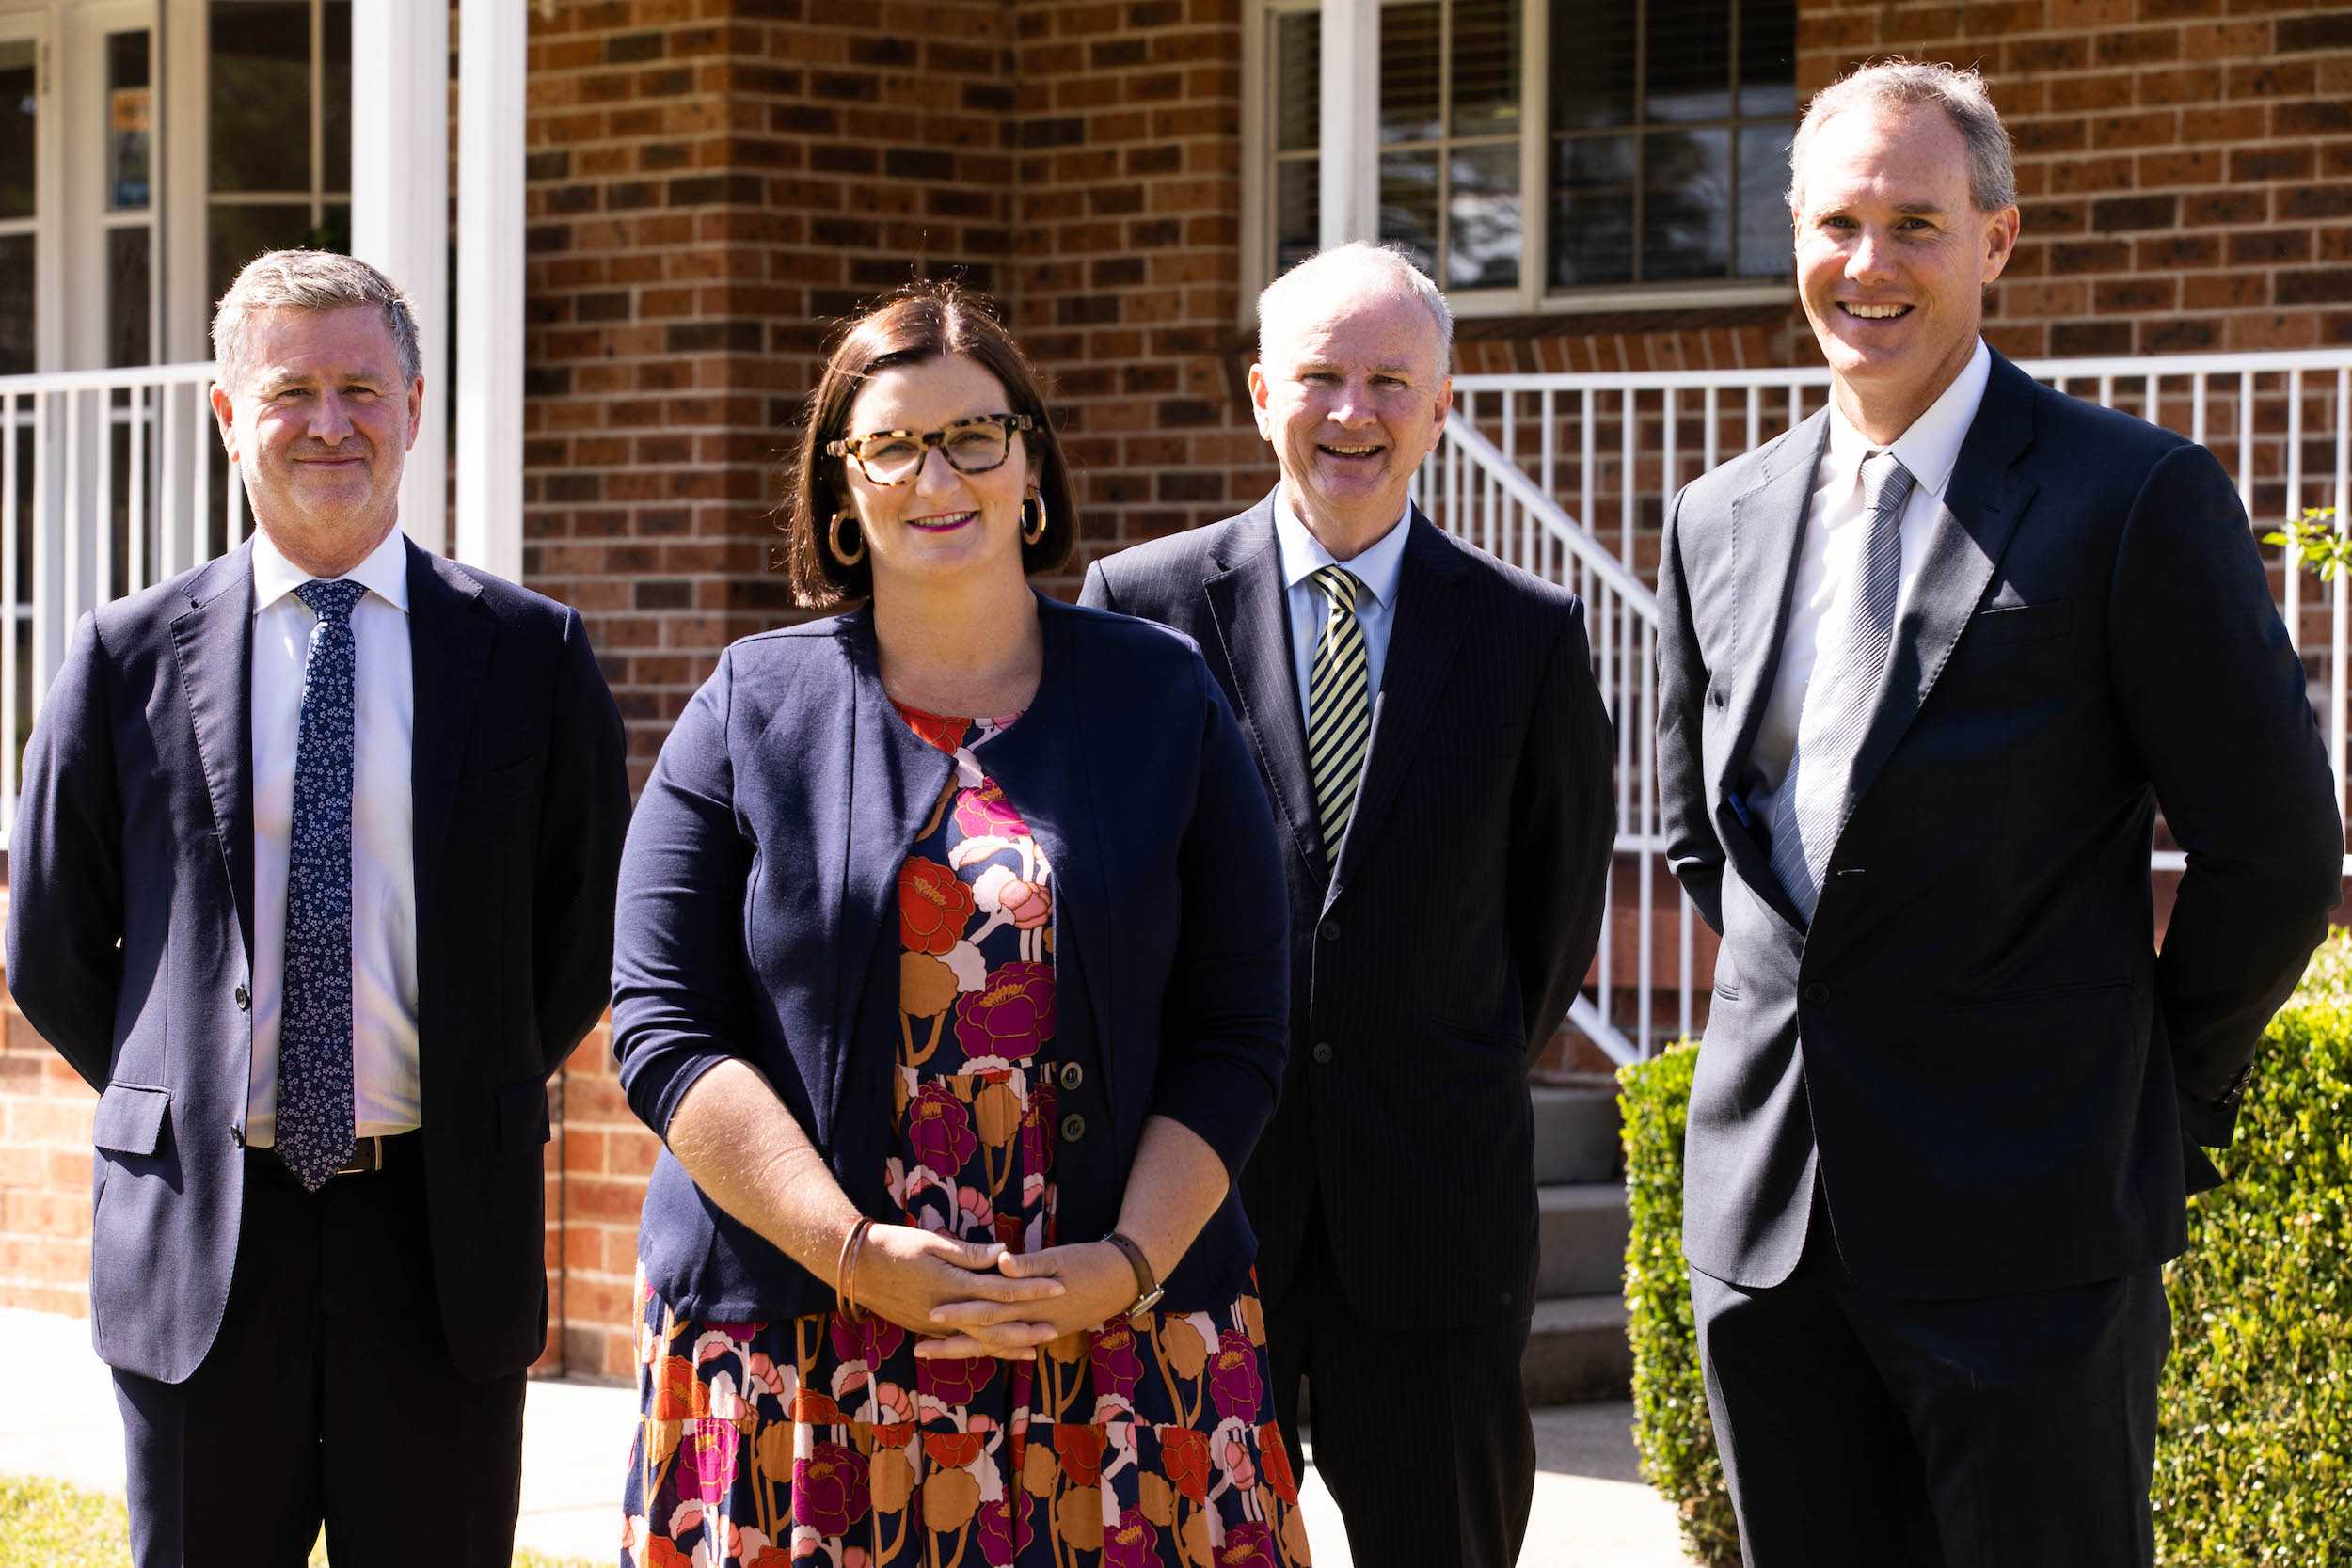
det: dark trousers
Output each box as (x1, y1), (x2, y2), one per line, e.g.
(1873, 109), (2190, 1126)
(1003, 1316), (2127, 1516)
(1264, 1209), (1535, 1568)
(1691, 1198), (2170, 1568)
(112, 1140), (527, 1568)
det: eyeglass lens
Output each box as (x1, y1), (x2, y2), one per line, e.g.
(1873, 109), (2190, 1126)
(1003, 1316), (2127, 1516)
(858, 420), (1010, 483)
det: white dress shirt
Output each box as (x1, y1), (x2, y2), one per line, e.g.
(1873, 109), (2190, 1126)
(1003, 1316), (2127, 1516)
(1745, 338), (1993, 814)
(1273, 486), (1413, 730)
(245, 525), (421, 1146)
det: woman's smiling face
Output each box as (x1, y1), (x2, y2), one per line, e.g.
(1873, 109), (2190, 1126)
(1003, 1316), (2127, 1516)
(840, 353), (1036, 594)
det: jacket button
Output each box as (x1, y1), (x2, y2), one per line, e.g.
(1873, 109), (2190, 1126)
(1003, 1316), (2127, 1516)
(1311, 1041), (1334, 1065)
(1058, 1061), (1085, 1092)
(1804, 982), (1830, 1006)
(234, 984), (251, 1011)
(1059, 1113), (1087, 1142)
(1318, 919), (1341, 942)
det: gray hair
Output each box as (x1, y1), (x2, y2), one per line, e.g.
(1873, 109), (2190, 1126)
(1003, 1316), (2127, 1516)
(212, 249), (421, 389)
(1788, 58), (2017, 216)
(1256, 242), (1454, 370)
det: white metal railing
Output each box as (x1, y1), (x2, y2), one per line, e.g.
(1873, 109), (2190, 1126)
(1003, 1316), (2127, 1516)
(1422, 348), (2352, 1066)
(0, 361), (244, 832)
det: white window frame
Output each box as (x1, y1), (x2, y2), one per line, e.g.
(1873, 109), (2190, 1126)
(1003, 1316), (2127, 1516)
(1244, 0), (1795, 321)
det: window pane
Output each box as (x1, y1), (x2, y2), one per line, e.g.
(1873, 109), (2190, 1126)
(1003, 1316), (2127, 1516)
(1378, 150), (1440, 278)
(1276, 159), (1321, 275)
(1642, 128), (1729, 280)
(0, 233), (31, 373)
(1275, 10), (1320, 153)
(1380, 2), (1441, 145)
(1451, 0), (1521, 138)
(322, 0), (351, 191)
(108, 32), (153, 212)
(1549, 0), (1636, 131)
(1549, 135), (1634, 287)
(1738, 0), (1797, 117)
(210, 1), (312, 194)
(1449, 143), (1520, 289)
(108, 228), (151, 368)
(1735, 123), (1791, 278)
(209, 202), (315, 304)
(1645, 0), (1733, 122)
(0, 40), (35, 221)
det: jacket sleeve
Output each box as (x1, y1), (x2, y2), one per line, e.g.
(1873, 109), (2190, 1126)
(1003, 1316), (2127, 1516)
(2107, 440), (2344, 1149)
(1656, 483), (1725, 935)
(1146, 656), (1291, 1178)
(5, 611), (126, 1091)
(1077, 558), (1120, 613)
(1508, 595), (1617, 1053)
(611, 650), (757, 1138)
(532, 607), (631, 1076)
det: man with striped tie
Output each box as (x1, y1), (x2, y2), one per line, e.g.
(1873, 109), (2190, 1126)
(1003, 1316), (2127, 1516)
(1656, 61), (2341, 1565)
(1081, 242), (1616, 1566)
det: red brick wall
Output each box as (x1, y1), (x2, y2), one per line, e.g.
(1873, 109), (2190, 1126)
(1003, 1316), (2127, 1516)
(0, 895), (98, 1319)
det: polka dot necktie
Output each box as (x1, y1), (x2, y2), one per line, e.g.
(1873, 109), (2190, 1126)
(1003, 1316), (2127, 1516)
(275, 578), (366, 1192)
(1307, 564), (1372, 858)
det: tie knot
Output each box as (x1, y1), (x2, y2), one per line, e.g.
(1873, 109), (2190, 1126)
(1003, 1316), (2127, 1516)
(1311, 565), (1362, 613)
(294, 578), (366, 625)
(1860, 451), (1916, 515)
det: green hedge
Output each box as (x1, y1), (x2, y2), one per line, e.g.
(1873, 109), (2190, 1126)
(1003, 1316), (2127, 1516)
(1619, 932), (2352, 1567)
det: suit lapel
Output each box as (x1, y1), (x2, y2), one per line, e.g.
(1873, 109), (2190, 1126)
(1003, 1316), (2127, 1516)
(1327, 513), (1470, 902)
(1838, 355), (2040, 821)
(405, 541), (495, 911)
(1202, 501), (1324, 878)
(1717, 412), (1832, 797)
(167, 545), (259, 963)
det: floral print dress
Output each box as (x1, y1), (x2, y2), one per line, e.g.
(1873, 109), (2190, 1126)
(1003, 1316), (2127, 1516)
(622, 705), (1311, 1568)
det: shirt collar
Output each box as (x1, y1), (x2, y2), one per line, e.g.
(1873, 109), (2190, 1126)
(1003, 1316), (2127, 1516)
(250, 524), (412, 616)
(1825, 336), (1992, 502)
(1272, 486), (1412, 610)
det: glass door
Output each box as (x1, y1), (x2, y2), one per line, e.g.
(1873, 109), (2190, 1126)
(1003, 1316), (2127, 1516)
(0, 8), (47, 772)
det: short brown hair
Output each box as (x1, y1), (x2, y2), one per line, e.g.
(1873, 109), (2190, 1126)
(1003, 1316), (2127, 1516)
(784, 283), (1077, 609)
(1788, 58), (2016, 216)
(213, 249), (421, 390)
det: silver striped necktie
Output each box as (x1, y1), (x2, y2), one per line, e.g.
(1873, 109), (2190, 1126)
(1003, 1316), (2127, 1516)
(1306, 564), (1372, 857)
(1766, 450), (1915, 921)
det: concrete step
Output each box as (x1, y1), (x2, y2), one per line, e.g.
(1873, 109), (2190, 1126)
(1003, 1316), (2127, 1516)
(1537, 1180), (1631, 1300)
(1531, 1077), (1623, 1185)
(1522, 1292), (1633, 1405)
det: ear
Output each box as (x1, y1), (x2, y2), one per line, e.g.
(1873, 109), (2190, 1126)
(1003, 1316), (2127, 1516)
(208, 382), (238, 461)
(1247, 362), (1273, 440)
(1980, 205), (2022, 286)
(403, 374), (425, 451)
(1432, 372), (1454, 428)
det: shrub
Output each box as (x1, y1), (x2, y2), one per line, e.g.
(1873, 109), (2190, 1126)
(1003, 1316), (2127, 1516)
(1620, 932), (2352, 1567)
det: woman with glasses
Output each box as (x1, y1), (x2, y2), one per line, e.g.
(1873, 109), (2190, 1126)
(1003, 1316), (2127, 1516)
(612, 284), (1311, 1567)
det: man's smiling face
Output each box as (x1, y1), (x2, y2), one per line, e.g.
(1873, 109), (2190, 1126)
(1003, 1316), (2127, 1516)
(1792, 100), (2019, 438)
(1249, 287), (1451, 555)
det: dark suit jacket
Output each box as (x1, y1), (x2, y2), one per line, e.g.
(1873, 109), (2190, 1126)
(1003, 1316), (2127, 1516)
(1657, 351), (2344, 1298)
(6, 537), (629, 1384)
(612, 594), (1290, 1321)
(1081, 498), (1616, 1329)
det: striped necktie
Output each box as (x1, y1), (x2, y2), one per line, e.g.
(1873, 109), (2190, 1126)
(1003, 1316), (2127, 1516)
(1307, 564), (1372, 857)
(1766, 450), (1915, 921)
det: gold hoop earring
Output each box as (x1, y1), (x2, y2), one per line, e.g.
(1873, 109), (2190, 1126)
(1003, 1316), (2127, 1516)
(1021, 493), (1048, 547)
(828, 509), (866, 568)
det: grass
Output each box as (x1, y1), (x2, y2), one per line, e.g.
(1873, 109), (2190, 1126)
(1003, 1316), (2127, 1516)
(0, 1474), (603, 1568)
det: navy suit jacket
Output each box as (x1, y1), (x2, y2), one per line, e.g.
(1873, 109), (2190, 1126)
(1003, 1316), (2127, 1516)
(612, 594), (1290, 1321)
(1658, 352), (2344, 1297)
(6, 537), (629, 1383)
(1082, 500), (1617, 1329)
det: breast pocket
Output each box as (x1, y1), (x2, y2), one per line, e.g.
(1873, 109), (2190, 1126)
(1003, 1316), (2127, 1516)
(1964, 599), (2073, 648)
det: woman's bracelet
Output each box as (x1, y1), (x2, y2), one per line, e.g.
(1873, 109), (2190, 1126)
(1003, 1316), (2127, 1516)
(835, 1216), (875, 1322)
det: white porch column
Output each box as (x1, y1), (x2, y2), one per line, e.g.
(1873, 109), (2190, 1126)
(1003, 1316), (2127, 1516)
(350, 0), (448, 556)
(455, 0), (524, 580)
(1318, 0), (1380, 251)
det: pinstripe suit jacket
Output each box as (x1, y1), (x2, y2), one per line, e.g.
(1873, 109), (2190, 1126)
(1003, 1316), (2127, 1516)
(1083, 494), (1617, 1329)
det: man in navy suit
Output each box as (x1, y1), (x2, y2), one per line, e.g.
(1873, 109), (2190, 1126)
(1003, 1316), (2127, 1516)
(1082, 244), (1616, 1566)
(7, 251), (628, 1567)
(1657, 62), (2342, 1565)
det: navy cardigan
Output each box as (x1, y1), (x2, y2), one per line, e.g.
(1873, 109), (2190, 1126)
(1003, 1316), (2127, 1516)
(613, 594), (1291, 1320)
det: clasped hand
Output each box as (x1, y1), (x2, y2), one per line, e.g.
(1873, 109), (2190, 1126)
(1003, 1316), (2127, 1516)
(851, 1224), (1136, 1360)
